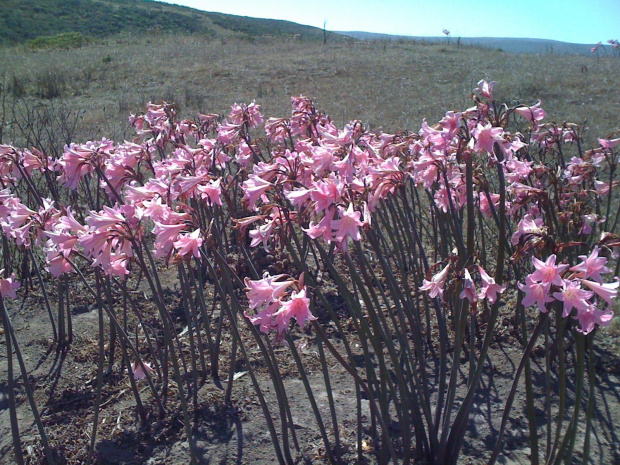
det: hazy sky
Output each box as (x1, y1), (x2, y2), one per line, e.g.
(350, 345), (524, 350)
(162, 0), (619, 45)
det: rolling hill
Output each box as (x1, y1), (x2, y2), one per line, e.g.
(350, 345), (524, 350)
(0, 0), (339, 45)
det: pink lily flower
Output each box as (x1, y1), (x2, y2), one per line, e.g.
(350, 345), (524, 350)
(274, 288), (316, 335)
(0, 271), (20, 299)
(477, 266), (505, 304)
(513, 100), (546, 124)
(581, 278), (619, 307)
(242, 174), (272, 210)
(244, 273), (295, 310)
(518, 275), (554, 313)
(420, 264), (450, 300)
(530, 255), (568, 286)
(332, 203), (363, 244)
(553, 279), (594, 317)
(574, 305), (614, 334)
(570, 246), (611, 283)
(131, 360), (155, 380)
(173, 229), (203, 259)
(459, 269), (478, 303)
(472, 122), (504, 155)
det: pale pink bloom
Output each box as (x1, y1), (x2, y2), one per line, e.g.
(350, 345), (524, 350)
(478, 192), (500, 218)
(57, 139), (113, 190)
(265, 117), (291, 143)
(434, 182), (466, 213)
(570, 246), (610, 282)
(0, 271), (20, 299)
(152, 221), (186, 258)
(477, 266), (505, 304)
(303, 208), (335, 243)
(45, 249), (74, 277)
(472, 122), (504, 154)
(176, 174), (207, 197)
(594, 180), (615, 196)
(242, 175), (272, 210)
(142, 197), (172, 222)
(310, 177), (342, 212)
(332, 203), (363, 244)
(284, 188), (312, 208)
(229, 101), (264, 128)
(131, 360), (154, 380)
(459, 268), (477, 303)
(598, 138), (620, 150)
(217, 121), (242, 144)
(22, 148), (52, 174)
(530, 255), (568, 286)
(245, 301), (281, 334)
(476, 80), (496, 100)
(232, 214), (266, 235)
(244, 273), (294, 309)
(581, 278), (619, 307)
(511, 214), (545, 246)
(197, 178), (223, 206)
(420, 264), (450, 300)
(86, 205), (126, 230)
(574, 305), (614, 334)
(553, 279), (593, 317)
(505, 157), (533, 183)
(45, 230), (79, 258)
(518, 275), (554, 313)
(249, 219), (276, 250)
(513, 101), (546, 124)
(274, 288), (316, 335)
(173, 229), (203, 258)
(236, 139), (254, 168)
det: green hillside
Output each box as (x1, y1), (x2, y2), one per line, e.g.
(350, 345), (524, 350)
(0, 0), (337, 45)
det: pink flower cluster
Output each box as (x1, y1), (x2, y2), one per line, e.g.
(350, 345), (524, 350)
(518, 249), (616, 334)
(244, 273), (315, 339)
(420, 263), (506, 306)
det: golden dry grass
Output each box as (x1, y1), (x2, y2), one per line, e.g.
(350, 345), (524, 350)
(1, 33), (619, 147)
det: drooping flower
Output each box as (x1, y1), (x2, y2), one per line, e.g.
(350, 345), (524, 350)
(0, 271), (20, 299)
(331, 203), (363, 251)
(472, 122), (504, 155)
(242, 174), (273, 210)
(477, 266), (506, 304)
(581, 278), (619, 307)
(420, 264), (450, 300)
(513, 100), (546, 126)
(475, 80), (496, 100)
(574, 305), (614, 335)
(131, 359), (155, 380)
(511, 214), (545, 246)
(274, 288), (316, 335)
(459, 268), (478, 303)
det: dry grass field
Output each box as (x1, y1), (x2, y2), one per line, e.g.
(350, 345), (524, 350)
(1, 33), (618, 149)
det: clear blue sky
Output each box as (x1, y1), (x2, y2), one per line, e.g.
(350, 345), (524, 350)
(162, 0), (618, 45)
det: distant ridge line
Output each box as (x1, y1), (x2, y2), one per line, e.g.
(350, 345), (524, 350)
(335, 31), (598, 55)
